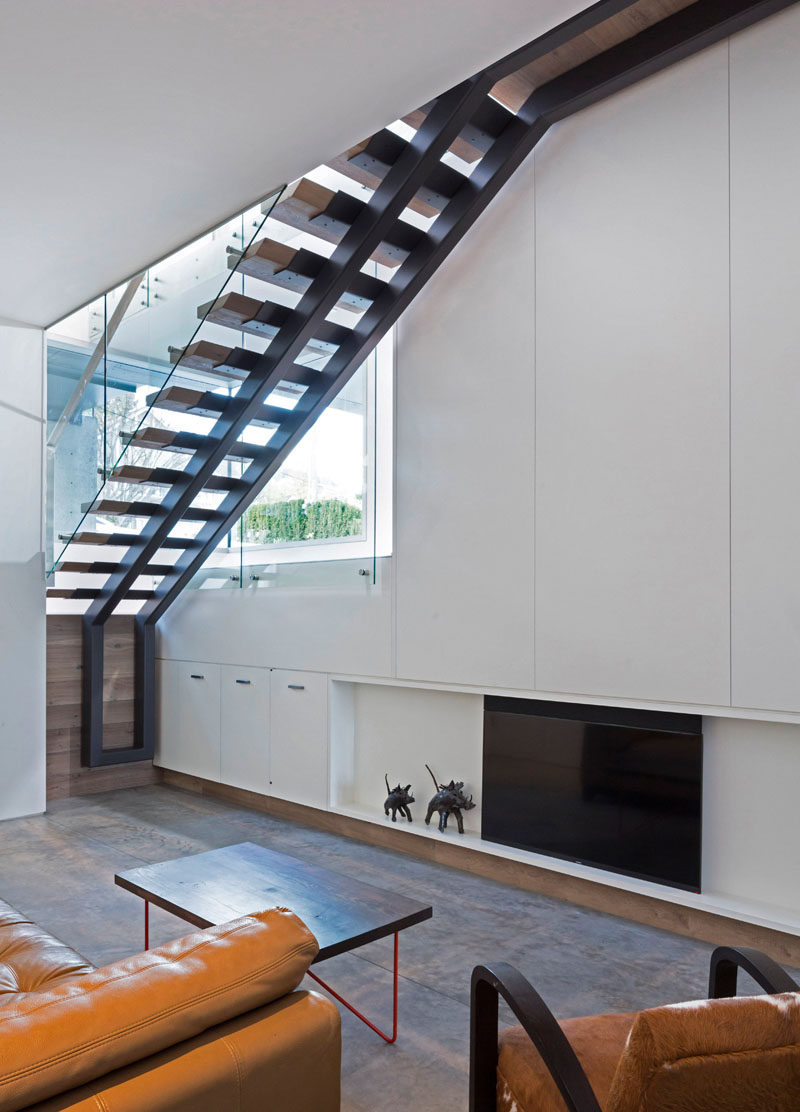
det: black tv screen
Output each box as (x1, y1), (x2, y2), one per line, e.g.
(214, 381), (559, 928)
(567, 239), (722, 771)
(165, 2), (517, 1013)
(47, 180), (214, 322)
(482, 698), (702, 891)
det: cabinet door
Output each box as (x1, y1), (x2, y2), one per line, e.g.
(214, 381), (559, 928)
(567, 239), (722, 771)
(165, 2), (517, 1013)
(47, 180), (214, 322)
(220, 665), (269, 792)
(154, 659), (179, 769)
(269, 670), (328, 809)
(170, 663), (221, 782)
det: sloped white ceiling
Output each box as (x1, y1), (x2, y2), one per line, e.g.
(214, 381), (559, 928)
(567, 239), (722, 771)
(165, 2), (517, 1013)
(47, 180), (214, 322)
(0, 0), (585, 327)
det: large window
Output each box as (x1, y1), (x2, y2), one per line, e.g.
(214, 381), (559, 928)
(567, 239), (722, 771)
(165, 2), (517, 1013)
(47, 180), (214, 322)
(197, 333), (393, 585)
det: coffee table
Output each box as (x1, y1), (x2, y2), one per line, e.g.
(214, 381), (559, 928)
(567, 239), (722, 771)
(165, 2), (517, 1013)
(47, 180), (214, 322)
(115, 842), (433, 1044)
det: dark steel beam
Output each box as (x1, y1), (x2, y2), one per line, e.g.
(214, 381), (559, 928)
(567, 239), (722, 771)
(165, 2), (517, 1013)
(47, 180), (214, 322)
(481, 0), (641, 85)
(527, 0), (799, 125)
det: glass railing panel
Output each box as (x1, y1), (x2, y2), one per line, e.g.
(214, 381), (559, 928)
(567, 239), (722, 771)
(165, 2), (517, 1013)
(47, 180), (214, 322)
(46, 290), (115, 565)
(47, 187), (284, 576)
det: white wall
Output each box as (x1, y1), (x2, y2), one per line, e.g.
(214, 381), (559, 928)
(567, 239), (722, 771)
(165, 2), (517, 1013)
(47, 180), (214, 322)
(394, 161), (536, 691)
(533, 47), (731, 705)
(0, 321), (46, 819)
(158, 558), (393, 678)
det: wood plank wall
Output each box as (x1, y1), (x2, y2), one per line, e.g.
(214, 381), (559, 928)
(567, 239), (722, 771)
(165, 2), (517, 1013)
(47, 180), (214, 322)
(46, 615), (161, 799)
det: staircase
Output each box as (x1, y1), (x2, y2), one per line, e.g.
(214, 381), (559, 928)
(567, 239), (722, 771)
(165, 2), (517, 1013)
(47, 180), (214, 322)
(47, 0), (795, 765)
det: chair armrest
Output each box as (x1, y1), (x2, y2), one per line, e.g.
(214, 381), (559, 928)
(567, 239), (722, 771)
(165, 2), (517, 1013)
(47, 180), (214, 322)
(708, 945), (800, 999)
(470, 963), (602, 1112)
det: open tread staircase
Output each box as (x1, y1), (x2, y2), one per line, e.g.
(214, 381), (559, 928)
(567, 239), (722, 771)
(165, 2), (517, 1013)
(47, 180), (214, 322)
(49, 0), (796, 765)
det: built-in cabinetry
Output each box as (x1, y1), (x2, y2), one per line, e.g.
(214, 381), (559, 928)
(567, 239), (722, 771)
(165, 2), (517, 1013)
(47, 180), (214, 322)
(156, 660), (800, 936)
(155, 662), (327, 805)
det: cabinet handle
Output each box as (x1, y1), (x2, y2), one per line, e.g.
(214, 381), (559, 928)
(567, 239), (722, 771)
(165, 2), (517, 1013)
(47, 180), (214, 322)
(190, 674), (204, 680)
(235, 679), (251, 685)
(287, 684), (305, 690)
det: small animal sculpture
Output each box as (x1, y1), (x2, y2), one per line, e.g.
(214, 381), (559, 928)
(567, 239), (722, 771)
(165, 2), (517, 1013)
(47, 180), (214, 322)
(424, 764), (476, 834)
(383, 775), (414, 822)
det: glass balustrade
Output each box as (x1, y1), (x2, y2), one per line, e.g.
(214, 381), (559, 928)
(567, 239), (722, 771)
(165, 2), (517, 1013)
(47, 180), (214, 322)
(46, 189), (284, 588)
(46, 170), (395, 610)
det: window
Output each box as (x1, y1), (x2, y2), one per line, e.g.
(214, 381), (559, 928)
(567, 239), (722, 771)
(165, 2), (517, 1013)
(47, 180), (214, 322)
(196, 332), (393, 585)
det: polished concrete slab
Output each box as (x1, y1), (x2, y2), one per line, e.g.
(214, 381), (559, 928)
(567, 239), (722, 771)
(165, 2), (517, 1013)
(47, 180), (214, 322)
(0, 785), (787, 1110)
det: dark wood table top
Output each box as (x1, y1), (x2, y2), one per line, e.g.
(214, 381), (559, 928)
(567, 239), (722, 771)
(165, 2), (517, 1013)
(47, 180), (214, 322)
(115, 841), (433, 962)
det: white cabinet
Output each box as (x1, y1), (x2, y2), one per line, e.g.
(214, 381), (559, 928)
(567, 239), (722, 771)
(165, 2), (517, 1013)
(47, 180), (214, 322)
(269, 670), (328, 809)
(165, 663), (221, 781)
(220, 665), (269, 792)
(156, 661), (325, 805)
(155, 659), (179, 769)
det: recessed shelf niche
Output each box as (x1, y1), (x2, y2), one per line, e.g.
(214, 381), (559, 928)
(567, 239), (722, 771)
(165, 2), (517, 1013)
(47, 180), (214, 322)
(329, 680), (483, 836)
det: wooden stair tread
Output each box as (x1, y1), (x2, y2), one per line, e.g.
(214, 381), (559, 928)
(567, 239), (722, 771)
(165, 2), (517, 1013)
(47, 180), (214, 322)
(47, 588), (155, 600)
(328, 132), (464, 219)
(402, 105), (484, 164)
(56, 561), (173, 575)
(402, 97), (512, 165)
(326, 138), (438, 218)
(269, 177), (337, 233)
(164, 345), (322, 393)
(81, 498), (219, 522)
(121, 426), (258, 462)
(145, 385), (288, 428)
(232, 238), (376, 314)
(199, 291), (351, 353)
(167, 340), (252, 382)
(59, 531), (197, 550)
(268, 178), (413, 269)
(107, 465), (242, 493)
(235, 238), (384, 311)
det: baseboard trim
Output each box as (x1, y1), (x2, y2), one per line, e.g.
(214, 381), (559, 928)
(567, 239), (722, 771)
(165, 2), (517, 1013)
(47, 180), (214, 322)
(160, 768), (800, 966)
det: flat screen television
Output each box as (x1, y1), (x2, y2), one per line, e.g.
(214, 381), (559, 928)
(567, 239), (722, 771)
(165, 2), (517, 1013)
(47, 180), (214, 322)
(482, 697), (702, 891)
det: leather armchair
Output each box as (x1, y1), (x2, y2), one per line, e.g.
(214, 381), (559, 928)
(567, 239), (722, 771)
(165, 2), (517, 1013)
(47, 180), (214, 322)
(470, 945), (800, 1112)
(0, 899), (340, 1112)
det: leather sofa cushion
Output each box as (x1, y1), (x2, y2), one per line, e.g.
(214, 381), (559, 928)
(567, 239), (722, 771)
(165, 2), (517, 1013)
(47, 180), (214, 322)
(0, 902), (93, 1006)
(22, 990), (341, 1112)
(0, 907), (318, 1112)
(498, 1011), (637, 1112)
(606, 991), (800, 1112)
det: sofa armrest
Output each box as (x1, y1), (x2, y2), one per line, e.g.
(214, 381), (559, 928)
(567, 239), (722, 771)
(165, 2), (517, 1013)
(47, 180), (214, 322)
(25, 990), (341, 1112)
(470, 963), (603, 1112)
(0, 908), (318, 1112)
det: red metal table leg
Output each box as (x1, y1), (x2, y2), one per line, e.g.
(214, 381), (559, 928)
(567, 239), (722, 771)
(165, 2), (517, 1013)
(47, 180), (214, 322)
(307, 932), (399, 1044)
(144, 900), (149, 951)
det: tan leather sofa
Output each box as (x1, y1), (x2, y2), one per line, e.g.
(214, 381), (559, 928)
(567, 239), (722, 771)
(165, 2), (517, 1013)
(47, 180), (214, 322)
(0, 898), (340, 1111)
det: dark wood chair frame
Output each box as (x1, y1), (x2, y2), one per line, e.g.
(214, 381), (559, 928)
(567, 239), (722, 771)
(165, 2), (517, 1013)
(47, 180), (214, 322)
(469, 946), (800, 1112)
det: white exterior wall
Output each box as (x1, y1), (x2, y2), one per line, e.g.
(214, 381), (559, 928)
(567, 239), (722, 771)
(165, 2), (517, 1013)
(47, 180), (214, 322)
(0, 321), (46, 819)
(157, 7), (800, 927)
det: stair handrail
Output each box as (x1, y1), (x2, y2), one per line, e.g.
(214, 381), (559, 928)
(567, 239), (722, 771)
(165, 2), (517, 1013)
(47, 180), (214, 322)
(48, 184), (286, 574)
(46, 271), (145, 453)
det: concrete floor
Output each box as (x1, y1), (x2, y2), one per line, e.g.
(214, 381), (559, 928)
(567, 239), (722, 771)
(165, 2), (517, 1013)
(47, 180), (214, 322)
(0, 784), (782, 1110)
